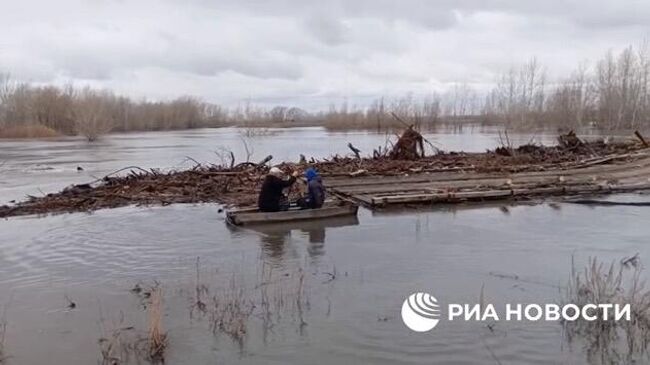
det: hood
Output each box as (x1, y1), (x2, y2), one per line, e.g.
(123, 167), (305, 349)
(305, 168), (318, 181)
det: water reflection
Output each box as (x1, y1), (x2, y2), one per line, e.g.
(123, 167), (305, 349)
(233, 216), (359, 263)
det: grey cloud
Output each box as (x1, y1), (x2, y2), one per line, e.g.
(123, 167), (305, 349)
(1, 0), (649, 107)
(303, 15), (348, 46)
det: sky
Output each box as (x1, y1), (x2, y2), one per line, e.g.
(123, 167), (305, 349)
(0, 0), (649, 110)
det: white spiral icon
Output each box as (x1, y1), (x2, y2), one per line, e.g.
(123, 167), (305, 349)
(401, 292), (441, 332)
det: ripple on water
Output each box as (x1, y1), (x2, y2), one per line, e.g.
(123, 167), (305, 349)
(0, 205), (255, 288)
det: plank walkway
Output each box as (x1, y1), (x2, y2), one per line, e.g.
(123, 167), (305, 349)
(325, 153), (650, 207)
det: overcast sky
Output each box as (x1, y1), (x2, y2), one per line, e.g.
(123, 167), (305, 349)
(1, 0), (648, 109)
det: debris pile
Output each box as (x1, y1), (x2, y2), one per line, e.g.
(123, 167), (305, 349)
(388, 126), (425, 160)
(557, 130), (584, 150)
(288, 136), (642, 177)
(0, 163), (268, 218)
(0, 128), (646, 218)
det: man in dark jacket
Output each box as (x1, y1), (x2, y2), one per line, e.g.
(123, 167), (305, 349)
(298, 167), (325, 209)
(258, 167), (298, 212)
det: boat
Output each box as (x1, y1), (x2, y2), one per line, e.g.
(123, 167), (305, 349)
(226, 202), (359, 226)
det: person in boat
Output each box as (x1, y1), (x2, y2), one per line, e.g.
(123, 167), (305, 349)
(258, 167), (298, 212)
(297, 167), (325, 209)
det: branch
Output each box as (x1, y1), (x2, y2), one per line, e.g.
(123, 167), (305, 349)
(347, 142), (361, 159)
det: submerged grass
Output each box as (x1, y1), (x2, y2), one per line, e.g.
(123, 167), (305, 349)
(563, 256), (650, 364)
(188, 260), (312, 348)
(99, 284), (167, 365)
(209, 275), (255, 346)
(0, 304), (7, 364)
(0, 320), (5, 364)
(98, 313), (138, 365)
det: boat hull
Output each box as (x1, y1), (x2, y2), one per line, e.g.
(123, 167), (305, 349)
(226, 203), (359, 226)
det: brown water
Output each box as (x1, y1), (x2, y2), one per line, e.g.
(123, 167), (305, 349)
(0, 127), (648, 364)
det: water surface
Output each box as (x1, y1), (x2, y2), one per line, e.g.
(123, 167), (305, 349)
(0, 127), (646, 364)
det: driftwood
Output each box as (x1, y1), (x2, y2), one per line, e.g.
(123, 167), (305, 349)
(347, 143), (362, 159)
(557, 130), (584, 150)
(635, 130), (649, 147)
(234, 154), (273, 169)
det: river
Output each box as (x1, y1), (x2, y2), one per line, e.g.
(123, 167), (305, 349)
(0, 126), (647, 364)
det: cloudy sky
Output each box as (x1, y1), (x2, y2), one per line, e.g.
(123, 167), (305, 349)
(0, 0), (648, 109)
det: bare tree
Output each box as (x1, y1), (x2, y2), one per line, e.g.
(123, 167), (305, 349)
(484, 57), (546, 128)
(268, 106), (289, 123)
(546, 62), (595, 128)
(73, 88), (114, 141)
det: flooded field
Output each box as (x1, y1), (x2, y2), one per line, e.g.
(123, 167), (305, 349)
(0, 127), (648, 364)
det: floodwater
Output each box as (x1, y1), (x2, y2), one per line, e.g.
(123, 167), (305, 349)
(0, 126), (648, 364)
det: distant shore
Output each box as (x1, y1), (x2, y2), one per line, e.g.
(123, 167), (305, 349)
(0, 116), (500, 140)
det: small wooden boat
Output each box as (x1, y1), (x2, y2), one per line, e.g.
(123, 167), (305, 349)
(226, 202), (359, 226)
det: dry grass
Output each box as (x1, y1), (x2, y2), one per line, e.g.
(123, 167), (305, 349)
(0, 124), (59, 138)
(147, 288), (167, 363)
(323, 114), (406, 131)
(563, 256), (650, 364)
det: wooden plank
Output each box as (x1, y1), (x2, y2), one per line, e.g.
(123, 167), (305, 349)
(371, 190), (512, 205)
(322, 155), (650, 207)
(333, 173), (610, 195)
(324, 156), (650, 189)
(330, 158), (650, 197)
(367, 182), (650, 206)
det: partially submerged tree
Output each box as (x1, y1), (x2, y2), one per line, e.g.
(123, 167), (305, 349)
(73, 88), (114, 141)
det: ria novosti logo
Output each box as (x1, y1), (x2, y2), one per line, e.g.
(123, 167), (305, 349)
(401, 291), (631, 333)
(401, 292), (441, 332)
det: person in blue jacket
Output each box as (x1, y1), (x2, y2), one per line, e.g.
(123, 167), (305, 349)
(298, 167), (325, 209)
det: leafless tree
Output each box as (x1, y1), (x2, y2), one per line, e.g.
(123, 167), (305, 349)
(73, 88), (114, 141)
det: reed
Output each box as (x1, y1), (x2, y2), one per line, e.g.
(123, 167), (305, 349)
(209, 274), (254, 346)
(563, 256), (650, 363)
(201, 262), (312, 347)
(147, 288), (167, 363)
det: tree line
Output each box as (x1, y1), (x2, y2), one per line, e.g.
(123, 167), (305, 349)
(322, 43), (650, 131)
(0, 77), (229, 140)
(2, 42), (650, 139)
